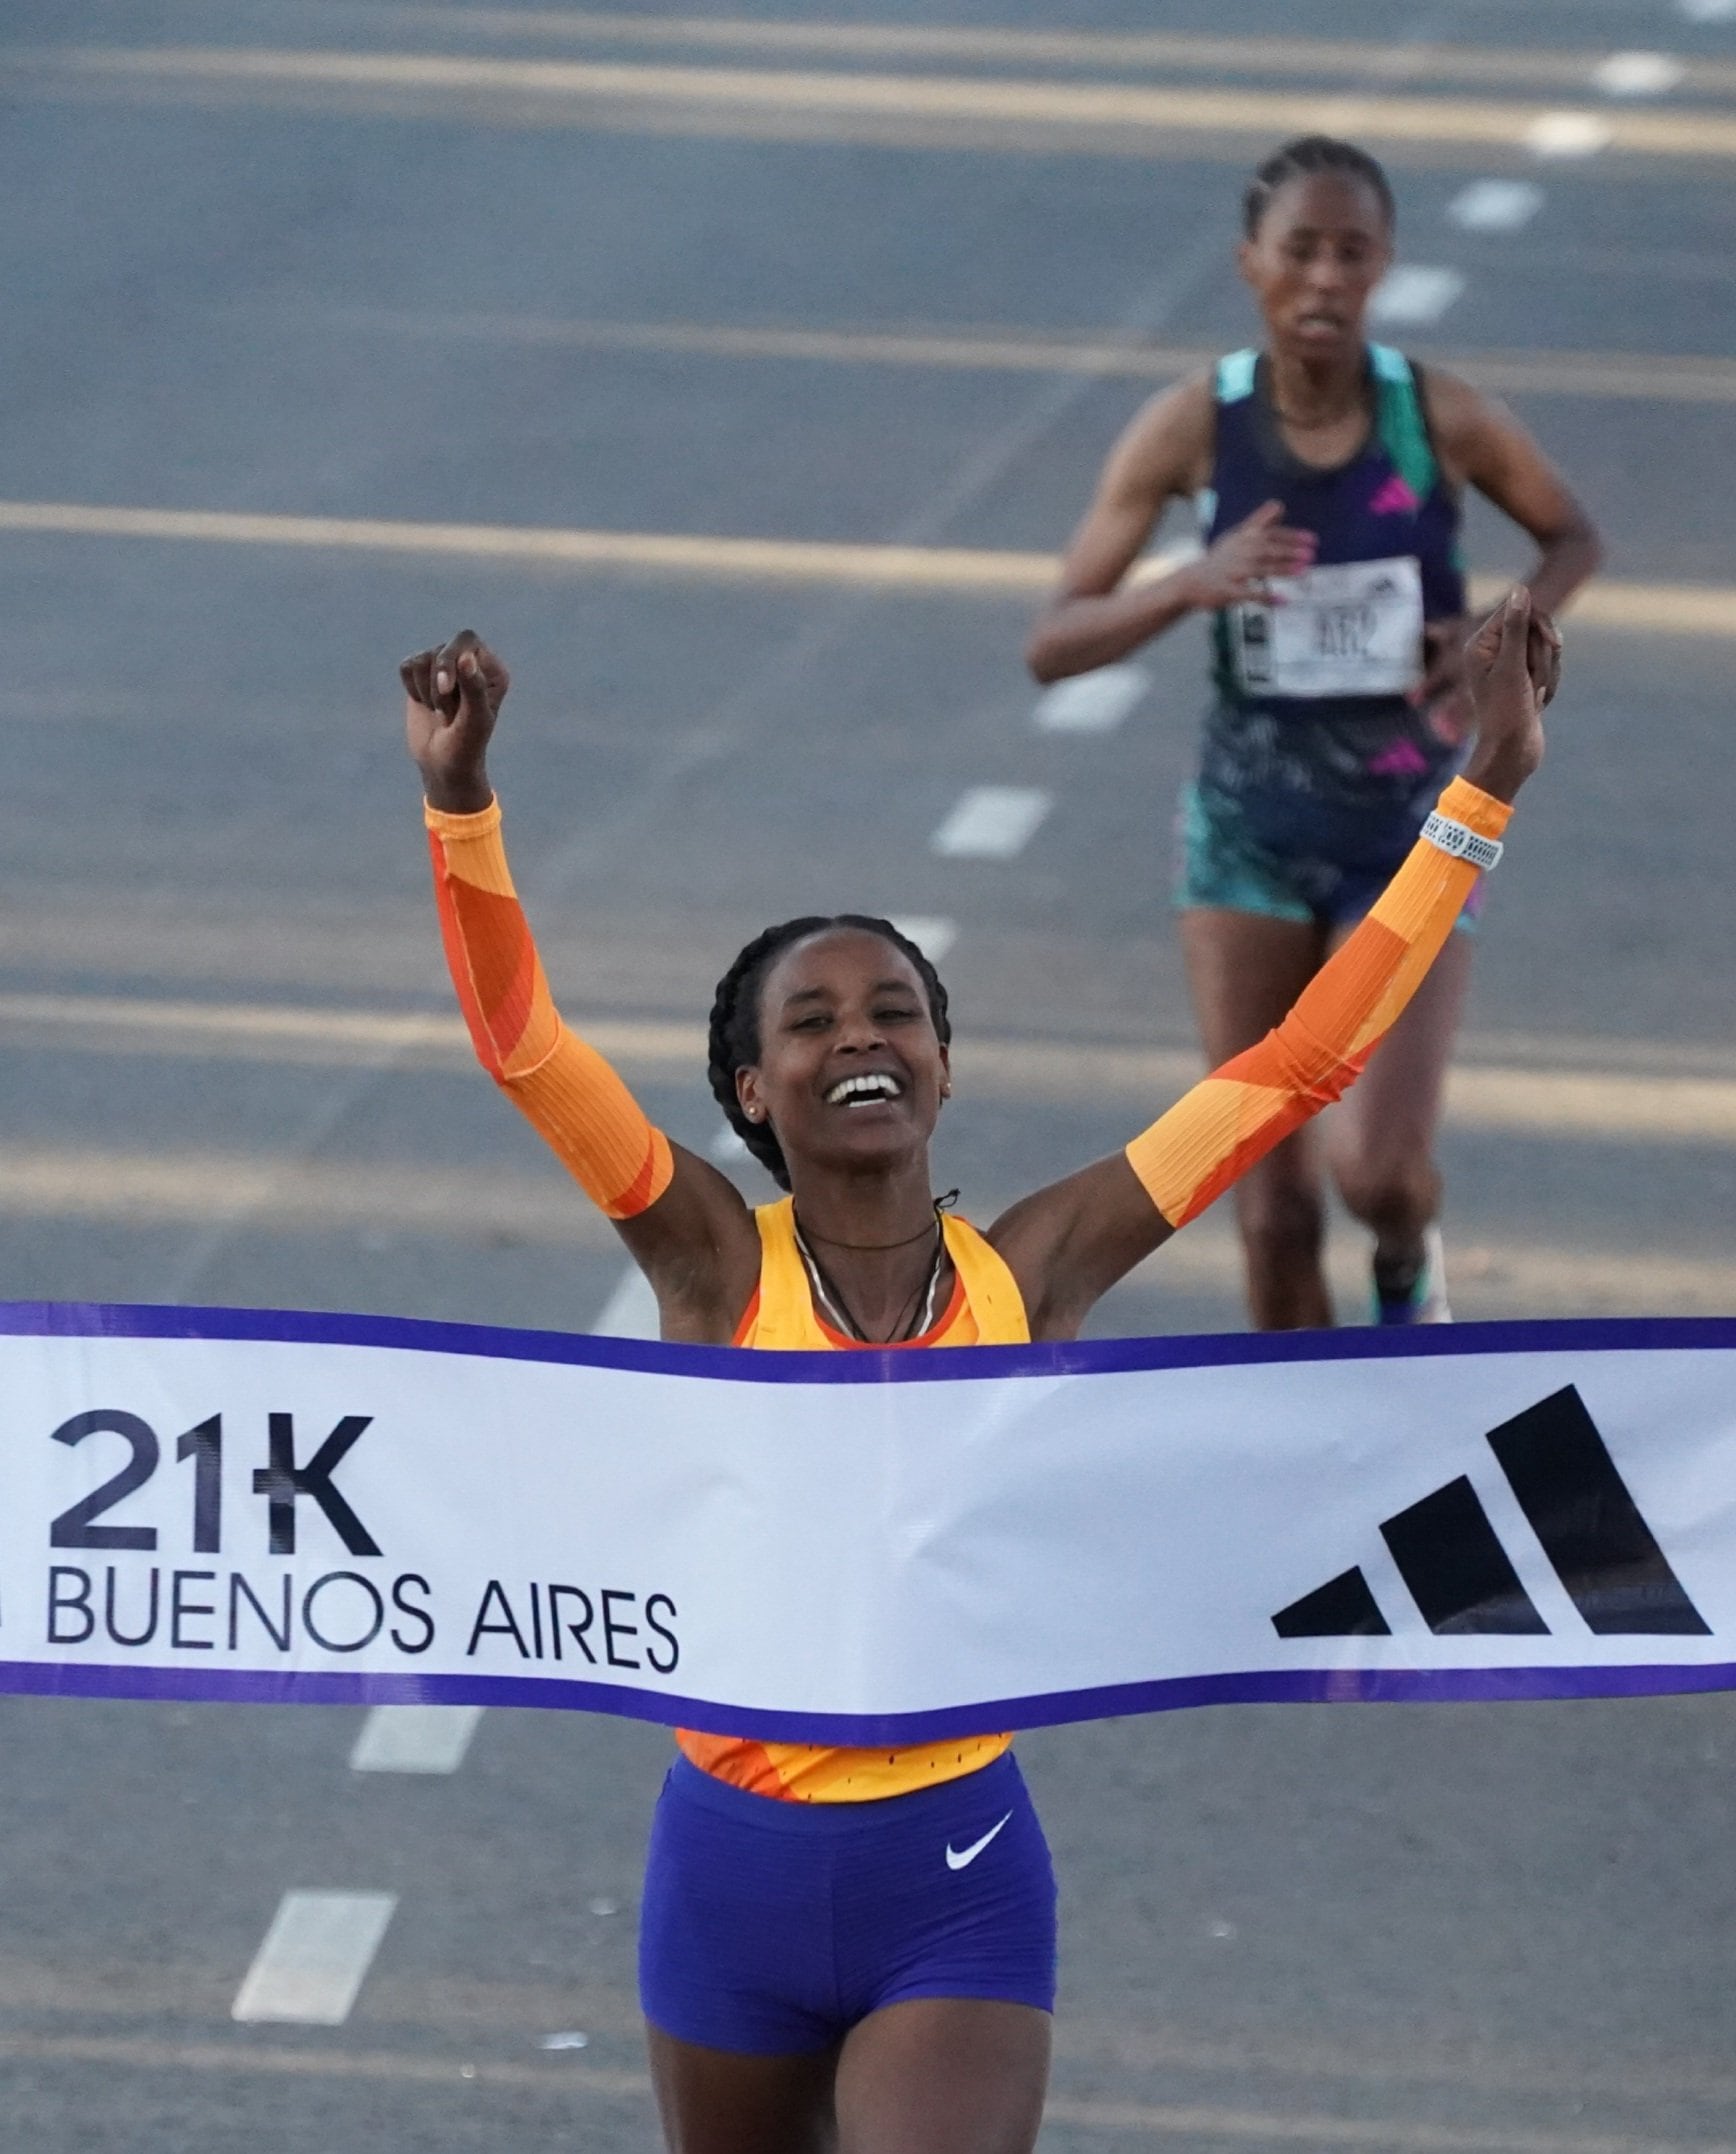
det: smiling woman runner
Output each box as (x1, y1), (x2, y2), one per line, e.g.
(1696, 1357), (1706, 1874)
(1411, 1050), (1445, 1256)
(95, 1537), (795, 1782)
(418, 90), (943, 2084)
(402, 593), (1556, 2154)
(1027, 135), (1601, 1332)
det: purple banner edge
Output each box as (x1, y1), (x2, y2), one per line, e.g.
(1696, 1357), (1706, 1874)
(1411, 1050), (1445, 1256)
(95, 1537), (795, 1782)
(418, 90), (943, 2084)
(7, 1656), (1733, 1732)
(0, 1298), (1733, 1386)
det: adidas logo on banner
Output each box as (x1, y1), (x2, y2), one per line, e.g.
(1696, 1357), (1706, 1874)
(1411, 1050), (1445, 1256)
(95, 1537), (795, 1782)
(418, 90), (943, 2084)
(1272, 1385), (1710, 1640)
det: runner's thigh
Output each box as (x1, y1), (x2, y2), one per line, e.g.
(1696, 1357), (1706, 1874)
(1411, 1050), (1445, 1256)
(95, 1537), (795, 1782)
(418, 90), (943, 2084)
(834, 1997), (1051, 2154)
(647, 2026), (838, 2154)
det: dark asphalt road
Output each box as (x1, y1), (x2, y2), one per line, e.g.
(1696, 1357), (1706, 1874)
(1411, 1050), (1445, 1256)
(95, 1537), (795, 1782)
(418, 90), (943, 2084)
(3, 1), (1736, 2147)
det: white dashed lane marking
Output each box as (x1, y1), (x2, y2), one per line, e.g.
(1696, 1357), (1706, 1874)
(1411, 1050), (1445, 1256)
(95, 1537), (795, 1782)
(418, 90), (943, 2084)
(592, 1264), (660, 1339)
(1527, 111), (1613, 157)
(1369, 266), (1466, 326)
(349, 1705), (483, 1774)
(1680, 0), (1736, 18)
(709, 1126), (751, 1165)
(232, 1891), (397, 2025)
(1447, 180), (1544, 232)
(1034, 664), (1150, 735)
(930, 787), (1051, 860)
(1593, 52), (1687, 97)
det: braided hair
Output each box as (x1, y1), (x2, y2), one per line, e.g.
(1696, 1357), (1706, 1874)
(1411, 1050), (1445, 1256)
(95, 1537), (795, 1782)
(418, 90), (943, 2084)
(1243, 135), (1395, 238)
(707, 916), (952, 1190)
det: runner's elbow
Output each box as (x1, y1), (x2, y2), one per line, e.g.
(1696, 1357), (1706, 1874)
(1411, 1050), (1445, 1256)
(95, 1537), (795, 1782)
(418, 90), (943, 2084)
(1026, 612), (1081, 685)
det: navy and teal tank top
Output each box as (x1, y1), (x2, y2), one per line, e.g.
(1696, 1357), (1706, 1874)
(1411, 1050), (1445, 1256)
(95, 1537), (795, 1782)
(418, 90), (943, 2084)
(1197, 344), (1467, 865)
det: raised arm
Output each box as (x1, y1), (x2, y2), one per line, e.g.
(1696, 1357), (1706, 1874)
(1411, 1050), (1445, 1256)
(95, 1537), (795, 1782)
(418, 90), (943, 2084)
(993, 589), (1559, 1337)
(1025, 375), (1316, 685)
(404, 633), (760, 1341)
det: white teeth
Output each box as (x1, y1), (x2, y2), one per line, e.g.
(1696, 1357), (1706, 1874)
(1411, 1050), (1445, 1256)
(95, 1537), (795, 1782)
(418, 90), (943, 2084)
(825, 1073), (902, 1106)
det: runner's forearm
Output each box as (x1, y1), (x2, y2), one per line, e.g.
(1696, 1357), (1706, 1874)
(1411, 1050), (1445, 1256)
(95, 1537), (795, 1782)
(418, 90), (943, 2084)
(425, 799), (673, 1220)
(1521, 525), (1603, 621)
(1027, 567), (1203, 683)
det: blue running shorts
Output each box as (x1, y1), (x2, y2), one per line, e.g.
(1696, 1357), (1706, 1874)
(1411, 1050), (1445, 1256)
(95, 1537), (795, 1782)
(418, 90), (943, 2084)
(1175, 781), (1482, 934)
(638, 1750), (1057, 2054)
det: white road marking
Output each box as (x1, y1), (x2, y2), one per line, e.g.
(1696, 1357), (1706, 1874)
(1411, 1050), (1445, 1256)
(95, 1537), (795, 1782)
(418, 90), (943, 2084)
(1034, 663), (1150, 734)
(232, 1891), (396, 2025)
(1447, 179), (1544, 231)
(930, 787), (1051, 860)
(1594, 52), (1686, 96)
(591, 1264), (659, 1339)
(1368, 266), (1466, 325)
(1527, 111), (1614, 157)
(1680, 0), (1736, 18)
(708, 1126), (751, 1164)
(349, 1705), (483, 1774)
(890, 915), (957, 961)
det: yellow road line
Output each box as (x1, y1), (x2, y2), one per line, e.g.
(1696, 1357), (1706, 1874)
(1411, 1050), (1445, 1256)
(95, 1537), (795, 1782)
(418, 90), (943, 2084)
(0, 498), (1060, 593)
(1535, 580), (1736, 636)
(0, 1951), (1721, 2112)
(0, 989), (687, 1068)
(3, 1138), (1729, 1316)
(280, 6), (1736, 100)
(8, 992), (1736, 1151)
(0, 1142), (620, 1247)
(0, 496), (1727, 633)
(34, 46), (1736, 161)
(0, 2029), (651, 2099)
(323, 310), (1736, 407)
(1042, 2089), (1736, 2154)
(0, 2028), (1715, 2150)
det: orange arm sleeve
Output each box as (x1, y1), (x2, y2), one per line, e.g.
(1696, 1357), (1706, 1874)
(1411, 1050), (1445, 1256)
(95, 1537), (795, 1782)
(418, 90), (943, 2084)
(425, 799), (673, 1221)
(1126, 777), (1511, 1229)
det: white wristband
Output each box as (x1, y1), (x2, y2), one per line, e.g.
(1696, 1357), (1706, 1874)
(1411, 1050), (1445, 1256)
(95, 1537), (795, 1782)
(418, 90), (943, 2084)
(1421, 811), (1503, 873)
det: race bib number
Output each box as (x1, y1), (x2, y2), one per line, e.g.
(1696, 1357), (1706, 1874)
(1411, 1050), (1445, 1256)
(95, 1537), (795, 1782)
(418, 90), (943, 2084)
(1231, 556), (1424, 699)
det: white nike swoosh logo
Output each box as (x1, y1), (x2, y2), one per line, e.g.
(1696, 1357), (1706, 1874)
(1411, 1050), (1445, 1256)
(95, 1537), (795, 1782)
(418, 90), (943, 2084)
(945, 1811), (1013, 1871)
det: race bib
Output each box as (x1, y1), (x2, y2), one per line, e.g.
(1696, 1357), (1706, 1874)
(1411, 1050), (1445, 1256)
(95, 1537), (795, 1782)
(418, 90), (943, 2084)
(1231, 555), (1424, 699)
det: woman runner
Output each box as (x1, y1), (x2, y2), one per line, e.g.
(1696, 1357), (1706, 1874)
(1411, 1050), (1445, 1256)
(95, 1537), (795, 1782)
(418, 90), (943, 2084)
(402, 589), (1556, 2154)
(1027, 135), (1600, 1331)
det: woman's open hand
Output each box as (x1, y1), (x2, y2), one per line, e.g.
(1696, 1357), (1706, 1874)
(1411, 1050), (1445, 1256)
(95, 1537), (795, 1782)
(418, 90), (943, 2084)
(1461, 587), (1560, 804)
(1182, 499), (1317, 611)
(401, 630), (509, 815)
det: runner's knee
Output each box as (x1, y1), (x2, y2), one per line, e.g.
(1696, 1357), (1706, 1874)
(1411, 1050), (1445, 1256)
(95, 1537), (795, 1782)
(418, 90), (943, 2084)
(1335, 1153), (1440, 1236)
(1238, 1180), (1326, 1277)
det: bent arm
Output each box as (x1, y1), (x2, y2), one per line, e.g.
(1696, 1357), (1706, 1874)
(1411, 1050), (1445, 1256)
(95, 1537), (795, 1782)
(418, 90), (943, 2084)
(1025, 380), (1210, 684)
(994, 778), (1510, 1333)
(426, 799), (759, 1335)
(1431, 372), (1602, 616)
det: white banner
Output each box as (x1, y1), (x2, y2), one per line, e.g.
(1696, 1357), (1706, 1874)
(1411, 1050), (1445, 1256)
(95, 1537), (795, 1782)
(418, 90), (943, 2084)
(6, 1305), (1736, 1735)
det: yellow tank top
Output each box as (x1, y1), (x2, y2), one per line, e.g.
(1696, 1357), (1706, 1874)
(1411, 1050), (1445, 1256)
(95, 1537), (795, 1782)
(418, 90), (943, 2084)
(675, 1195), (1028, 1802)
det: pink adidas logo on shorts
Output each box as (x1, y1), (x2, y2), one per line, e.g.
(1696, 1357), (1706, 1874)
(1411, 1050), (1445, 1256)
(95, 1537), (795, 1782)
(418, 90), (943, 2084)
(1367, 740), (1430, 778)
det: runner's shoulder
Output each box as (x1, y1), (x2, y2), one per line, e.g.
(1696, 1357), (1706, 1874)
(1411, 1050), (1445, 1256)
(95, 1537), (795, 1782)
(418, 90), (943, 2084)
(1415, 363), (1502, 457)
(1110, 371), (1216, 498)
